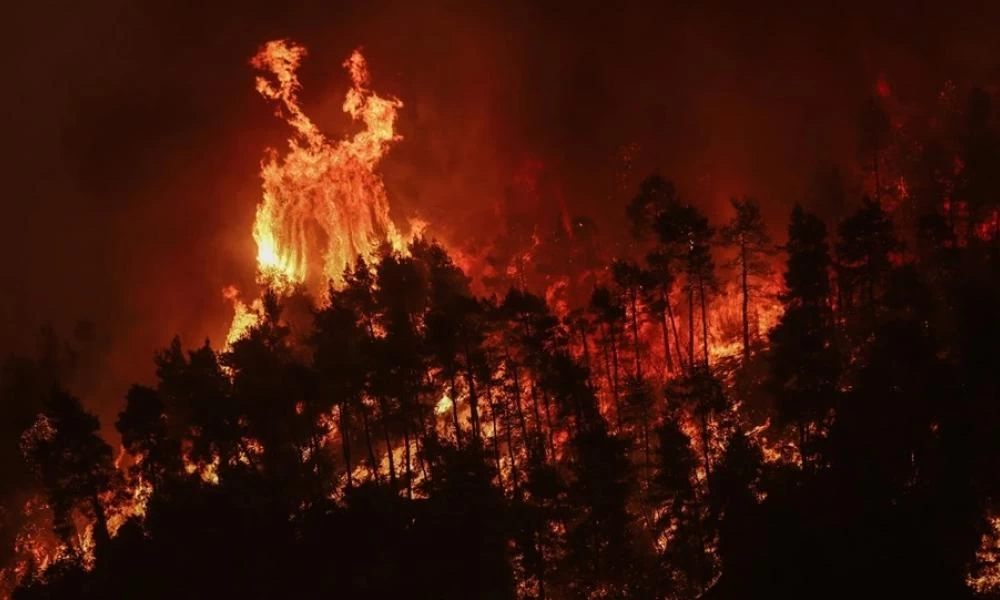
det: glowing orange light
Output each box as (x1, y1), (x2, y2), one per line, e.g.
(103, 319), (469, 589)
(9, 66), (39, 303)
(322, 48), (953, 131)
(226, 40), (406, 345)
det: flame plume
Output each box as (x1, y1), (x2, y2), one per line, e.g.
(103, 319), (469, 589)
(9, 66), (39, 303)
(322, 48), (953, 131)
(227, 40), (404, 345)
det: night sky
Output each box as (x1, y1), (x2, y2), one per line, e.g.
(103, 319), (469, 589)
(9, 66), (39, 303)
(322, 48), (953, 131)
(3, 0), (999, 424)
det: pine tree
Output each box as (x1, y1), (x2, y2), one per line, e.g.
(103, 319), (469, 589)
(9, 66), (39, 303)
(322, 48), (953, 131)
(116, 384), (180, 487)
(626, 173), (679, 242)
(611, 259), (650, 379)
(836, 196), (900, 328)
(312, 288), (373, 487)
(665, 366), (727, 479)
(372, 248), (430, 499)
(588, 286), (625, 426)
(652, 412), (713, 596)
(655, 203), (715, 368)
(768, 204), (840, 462)
(645, 249), (686, 376)
(859, 97), (891, 203)
(21, 388), (114, 554)
(564, 419), (642, 597)
(720, 196), (773, 362)
(155, 336), (238, 477)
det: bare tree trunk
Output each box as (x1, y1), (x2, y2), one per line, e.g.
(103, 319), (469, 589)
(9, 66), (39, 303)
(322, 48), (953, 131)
(578, 321), (591, 370)
(741, 242), (751, 363)
(666, 299), (687, 373)
(502, 391), (520, 497)
(543, 392), (556, 459)
(873, 147), (881, 203)
(577, 321), (596, 392)
(401, 405), (413, 500)
(486, 380), (503, 483)
(449, 373), (462, 449)
(467, 376), (481, 445)
(463, 344), (482, 445)
(630, 289), (642, 378)
(359, 400), (379, 481)
(699, 276), (710, 367)
(610, 327), (620, 402)
(377, 396), (396, 490)
(340, 402), (353, 489)
(688, 286), (695, 368)
(90, 493), (111, 556)
(415, 430), (429, 482)
(528, 377), (549, 460)
(609, 325), (622, 429)
(700, 412), (712, 481)
(659, 312), (671, 378)
(600, 325), (613, 397)
(660, 289), (674, 377)
(642, 404), (651, 483)
(507, 355), (530, 449)
(399, 382), (415, 500)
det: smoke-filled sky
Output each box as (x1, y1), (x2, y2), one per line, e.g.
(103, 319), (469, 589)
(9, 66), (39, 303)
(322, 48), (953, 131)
(3, 0), (1000, 425)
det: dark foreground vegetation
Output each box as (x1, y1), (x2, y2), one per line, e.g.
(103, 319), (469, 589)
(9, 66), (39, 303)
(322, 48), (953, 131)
(2, 89), (1000, 600)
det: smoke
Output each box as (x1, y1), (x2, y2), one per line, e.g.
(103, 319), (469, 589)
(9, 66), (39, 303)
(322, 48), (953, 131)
(2, 0), (1000, 429)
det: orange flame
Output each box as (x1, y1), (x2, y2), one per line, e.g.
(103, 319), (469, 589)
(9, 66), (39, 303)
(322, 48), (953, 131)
(227, 40), (405, 345)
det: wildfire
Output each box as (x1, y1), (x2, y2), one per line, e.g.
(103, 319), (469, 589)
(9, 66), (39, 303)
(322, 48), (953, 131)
(435, 394), (454, 416)
(4, 41), (414, 594)
(222, 286), (262, 348)
(227, 40), (406, 345)
(969, 515), (1000, 594)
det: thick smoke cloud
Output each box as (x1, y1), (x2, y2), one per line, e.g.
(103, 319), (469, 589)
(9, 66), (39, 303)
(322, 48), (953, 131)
(2, 0), (999, 427)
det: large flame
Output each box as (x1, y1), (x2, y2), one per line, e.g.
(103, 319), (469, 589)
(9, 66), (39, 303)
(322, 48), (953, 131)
(227, 40), (404, 345)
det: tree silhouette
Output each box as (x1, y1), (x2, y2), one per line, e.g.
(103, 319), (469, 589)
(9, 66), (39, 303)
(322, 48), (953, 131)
(372, 248), (430, 498)
(836, 195), (900, 329)
(512, 441), (565, 600)
(0, 340), (67, 577)
(418, 441), (515, 600)
(224, 289), (331, 502)
(652, 412), (713, 596)
(564, 418), (645, 597)
(612, 259), (650, 379)
(622, 375), (655, 483)
(588, 285), (625, 426)
(155, 336), (238, 477)
(859, 97), (891, 202)
(416, 238), (486, 447)
(645, 249), (685, 376)
(116, 385), (180, 487)
(666, 367), (727, 479)
(768, 204), (840, 462)
(707, 431), (763, 591)
(655, 203), (716, 367)
(21, 388), (114, 555)
(312, 286), (373, 487)
(720, 196), (773, 362)
(959, 87), (1000, 243)
(626, 173), (679, 243)
(501, 288), (562, 460)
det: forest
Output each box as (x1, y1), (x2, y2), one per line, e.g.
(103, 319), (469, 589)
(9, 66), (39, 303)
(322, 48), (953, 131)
(1, 85), (1000, 600)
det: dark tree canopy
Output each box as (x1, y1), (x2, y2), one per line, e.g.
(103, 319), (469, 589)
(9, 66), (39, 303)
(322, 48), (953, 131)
(7, 83), (1000, 600)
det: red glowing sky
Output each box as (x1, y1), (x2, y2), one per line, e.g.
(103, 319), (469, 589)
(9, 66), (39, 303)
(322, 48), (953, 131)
(2, 1), (999, 425)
